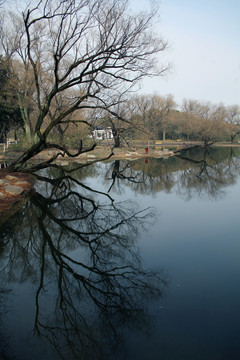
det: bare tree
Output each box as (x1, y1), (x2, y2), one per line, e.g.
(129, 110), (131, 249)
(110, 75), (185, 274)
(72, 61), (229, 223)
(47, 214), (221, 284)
(195, 103), (226, 147)
(5, 0), (169, 171)
(180, 100), (226, 147)
(225, 105), (240, 143)
(181, 99), (200, 140)
(132, 94), (153, 141)
(132, 94), (177, 141)
(149, 94), (176, 141)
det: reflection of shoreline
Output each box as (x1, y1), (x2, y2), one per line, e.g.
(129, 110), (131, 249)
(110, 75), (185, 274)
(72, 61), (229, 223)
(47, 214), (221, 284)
(105, 147), (240, 200)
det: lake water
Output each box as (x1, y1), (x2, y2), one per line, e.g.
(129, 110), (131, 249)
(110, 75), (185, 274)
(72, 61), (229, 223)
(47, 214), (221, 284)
(0, 147), (240, 360)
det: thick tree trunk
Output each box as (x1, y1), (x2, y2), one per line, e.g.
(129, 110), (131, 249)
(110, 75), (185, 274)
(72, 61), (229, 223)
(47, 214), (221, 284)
(19, 103), (33, 144)
(112, 128), (120, 148)
(10, 140), (46, 171)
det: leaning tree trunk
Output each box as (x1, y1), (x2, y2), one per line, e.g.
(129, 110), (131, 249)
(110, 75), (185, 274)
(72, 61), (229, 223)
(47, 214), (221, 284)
(112, 129), (120, 148)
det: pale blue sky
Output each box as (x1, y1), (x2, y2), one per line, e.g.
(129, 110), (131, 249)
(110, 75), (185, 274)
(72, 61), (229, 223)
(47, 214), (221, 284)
(11, 0), (240, 106)
(130, 0), (240, 106)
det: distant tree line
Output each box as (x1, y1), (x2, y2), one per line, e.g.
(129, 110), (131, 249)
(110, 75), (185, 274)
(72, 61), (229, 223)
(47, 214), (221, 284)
(94, 94), (240, 148)
(128, 95), (240, 147)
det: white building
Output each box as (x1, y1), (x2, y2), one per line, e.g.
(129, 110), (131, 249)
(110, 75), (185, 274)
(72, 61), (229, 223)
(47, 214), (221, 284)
(92, 126), (113, 141)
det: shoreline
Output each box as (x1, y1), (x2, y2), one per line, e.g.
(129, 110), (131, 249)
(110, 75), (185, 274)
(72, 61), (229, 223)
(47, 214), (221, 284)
(0, 142), (239, 225)
(1, 141), (240, 165)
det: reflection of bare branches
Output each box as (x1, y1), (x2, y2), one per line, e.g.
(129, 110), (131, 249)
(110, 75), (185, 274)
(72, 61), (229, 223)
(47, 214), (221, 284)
(0, 174), (166, 360)
(107, 160), (143, 193)
(105, 158), (177, 195)
(176, 148), (240, 200)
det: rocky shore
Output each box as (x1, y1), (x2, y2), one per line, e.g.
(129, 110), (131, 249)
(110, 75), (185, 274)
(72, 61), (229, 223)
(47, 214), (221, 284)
(0, 172), (35, 225)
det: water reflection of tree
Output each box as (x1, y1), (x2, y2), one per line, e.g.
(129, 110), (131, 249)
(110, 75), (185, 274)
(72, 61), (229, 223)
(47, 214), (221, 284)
(0, 175), (166, 360)
(104, 158), (176, 194)
(105, 148), (240, 200)
(176, 147), (240, 200)
(106, 160), (144, 193)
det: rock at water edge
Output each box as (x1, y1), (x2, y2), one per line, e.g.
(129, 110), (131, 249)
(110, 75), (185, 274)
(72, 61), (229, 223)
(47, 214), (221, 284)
(3, 185), (24, 195)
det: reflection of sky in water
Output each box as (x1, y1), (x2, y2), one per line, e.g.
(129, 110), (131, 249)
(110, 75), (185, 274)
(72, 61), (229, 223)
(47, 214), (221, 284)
(1, 149), (240, 360)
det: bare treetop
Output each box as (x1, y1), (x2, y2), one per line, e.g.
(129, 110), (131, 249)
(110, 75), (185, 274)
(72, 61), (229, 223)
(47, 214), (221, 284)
(22, 0), (168, 98)
(5, 0), (169, 170)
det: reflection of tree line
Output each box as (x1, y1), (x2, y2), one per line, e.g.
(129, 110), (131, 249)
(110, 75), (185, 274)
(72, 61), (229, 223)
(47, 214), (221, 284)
(0, 175), (166, 360)
(105, 147), (240, 199)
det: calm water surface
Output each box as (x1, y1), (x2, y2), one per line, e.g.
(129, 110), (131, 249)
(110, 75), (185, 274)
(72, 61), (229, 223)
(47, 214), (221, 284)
(0, 147), (240, 359)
